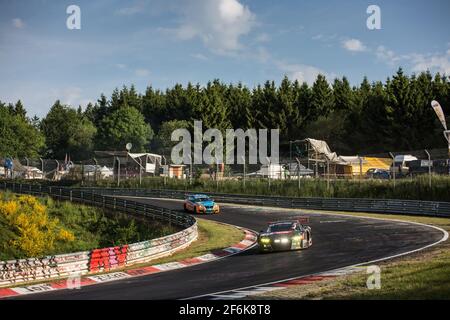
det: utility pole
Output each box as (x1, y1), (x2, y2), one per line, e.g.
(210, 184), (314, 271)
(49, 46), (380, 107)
(389, 152), (396, 189)
(25, 157), (29, 179)
(93, 158), (98, 183)
(424, 149), (432, 189)
(216, 156), (219, 191)
(242, 155), (246, 189)
(295, 157), (301, 191)
(139, 157), (142, 187)
(289, 140), (292, 164)
(327, 159), (330, 191)
(40, 158), (44, 180)
(116, 157), (121, 187)
(162, 155), (167, 187)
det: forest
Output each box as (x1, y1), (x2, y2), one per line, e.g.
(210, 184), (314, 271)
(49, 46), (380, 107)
(1, 68), (449, 161)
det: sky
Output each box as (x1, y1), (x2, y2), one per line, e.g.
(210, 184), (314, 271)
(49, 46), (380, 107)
(0, 0), (449, 117)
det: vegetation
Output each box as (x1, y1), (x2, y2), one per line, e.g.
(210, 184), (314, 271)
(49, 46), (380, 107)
(40, 101), (97, 159)
(0, 100), (45, 158)
(1, 69), (449, 159)
(87, 174), (450, 202)
(126, 218), (244, 267)
(0, 192), (178, 260)
(250, 212), (450, 300)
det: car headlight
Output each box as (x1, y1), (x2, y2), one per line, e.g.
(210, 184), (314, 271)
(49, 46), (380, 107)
(260, 237), (270, 244)
(281, 238), (289, 244)
(198, 205), (205, 210)
(213, 204), (219, 209)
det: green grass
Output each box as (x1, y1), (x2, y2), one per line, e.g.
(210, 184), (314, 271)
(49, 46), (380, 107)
(6, 218), (245, 288)
(121, 218), (245, 267)
(76, 175), (450, 202)
(250, 211), (450, 300)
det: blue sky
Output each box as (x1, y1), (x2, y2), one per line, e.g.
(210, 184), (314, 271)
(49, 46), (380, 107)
(0, 0), (449, 117)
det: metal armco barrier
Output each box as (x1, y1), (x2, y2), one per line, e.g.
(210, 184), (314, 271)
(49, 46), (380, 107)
(0, 182), (197, 287)
(64, 185), (450, 218)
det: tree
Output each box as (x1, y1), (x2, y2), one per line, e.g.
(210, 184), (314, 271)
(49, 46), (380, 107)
(197, 80), (231, 131)
(97, 106), (154, 152)
(311, 74), (334, 117)
(252, 81), (278, 129)
(84, 94), (111, 129)
(227, 83), (254, 130)
(154, 120), (190, 155)
(13, 100), (27, 119)
(293, 81), (313, 134)
(142, 86), (167, 132)
(40, 101), (96, 159)
(165, 83), (195, 122)
(332, 77), (354, 111)
(0, 102), (45, 158)
(277, 76), (299, 140)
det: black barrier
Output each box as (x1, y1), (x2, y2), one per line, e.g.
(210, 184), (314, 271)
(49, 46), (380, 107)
(0, 182), (196, 228)
(39, 184), (450, 218)
(2, 182), (450, 217)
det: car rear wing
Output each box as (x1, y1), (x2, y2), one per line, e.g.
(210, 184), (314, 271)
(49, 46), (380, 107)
(297, 217), (310, 225)
(267, 217), (310, 226)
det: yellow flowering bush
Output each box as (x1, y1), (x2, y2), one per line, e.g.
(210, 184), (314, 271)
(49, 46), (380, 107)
(0, 194), (75, 257)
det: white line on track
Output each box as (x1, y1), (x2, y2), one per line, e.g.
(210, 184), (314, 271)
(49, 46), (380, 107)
(182, 205), (449, 300)
(114, 196), (449, 300)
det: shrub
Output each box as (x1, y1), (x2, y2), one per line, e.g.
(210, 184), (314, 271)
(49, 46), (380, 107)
(0, 194), (75, 257)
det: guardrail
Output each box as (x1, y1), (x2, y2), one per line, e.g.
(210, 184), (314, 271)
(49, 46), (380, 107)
(60, 185), (450, 218)
(0, 182), (197, 287)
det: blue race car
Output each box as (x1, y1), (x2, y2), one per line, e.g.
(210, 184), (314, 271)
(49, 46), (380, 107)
(183, 194), (220, 214)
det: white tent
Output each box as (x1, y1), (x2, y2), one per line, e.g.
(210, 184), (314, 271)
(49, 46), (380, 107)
(305, 138), (341, 163)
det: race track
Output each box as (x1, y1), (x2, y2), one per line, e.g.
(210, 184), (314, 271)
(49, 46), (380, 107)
(9, 197), (445, 300)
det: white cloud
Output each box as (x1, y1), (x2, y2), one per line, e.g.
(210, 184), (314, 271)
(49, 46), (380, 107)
(135, 68), (150, 77)
(115, 63), (127, 69)
(255, 33), (270, 43)
(116, 1), (146, 15)
(12, 18), (25, 29)
(342, 38), (366, 52)
(410, 51), (450, 75)
(171, 0), (256, 54)
(375, 45), (405, 65)
(60, 87), (82, 106)
(375, 45), (450, 74)
(191, 53), (208, 61)
(276, 61), (333, 85)
(254, 47), (270, 63)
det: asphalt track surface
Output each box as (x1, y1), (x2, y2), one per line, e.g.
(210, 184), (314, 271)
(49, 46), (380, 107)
(10, 197), (445, 300)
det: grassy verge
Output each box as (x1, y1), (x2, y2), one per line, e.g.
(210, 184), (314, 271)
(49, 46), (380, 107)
(5, 217), (246, 288)
(251, 211), (450, 300)
(121, 218), (245, 267)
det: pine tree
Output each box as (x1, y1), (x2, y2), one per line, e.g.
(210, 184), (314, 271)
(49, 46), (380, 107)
(311, 74), (334, 118)
(332, 77), (354, 111)
(14, 100), (27, 119)
(227, 83), (254, 129)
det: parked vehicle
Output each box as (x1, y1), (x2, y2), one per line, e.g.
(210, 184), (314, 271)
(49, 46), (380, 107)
(366, 168), (390, 179)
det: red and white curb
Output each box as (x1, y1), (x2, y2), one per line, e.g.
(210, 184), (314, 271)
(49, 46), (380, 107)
(0, 228), (257, 299)
(186, 266), (362, 300)
(185, 218), (449, 300)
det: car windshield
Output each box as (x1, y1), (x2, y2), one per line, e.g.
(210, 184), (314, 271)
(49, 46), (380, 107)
(267, 223), (293, 233)
(193, 197), (210, 203)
